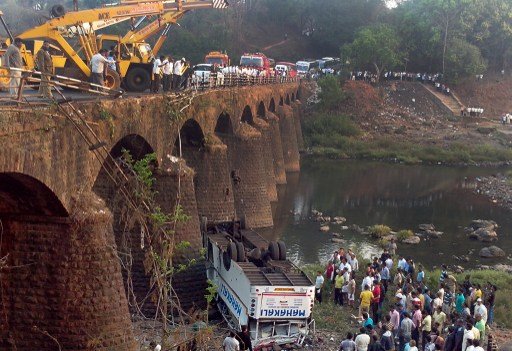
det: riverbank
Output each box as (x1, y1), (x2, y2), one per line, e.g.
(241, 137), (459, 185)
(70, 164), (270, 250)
(303, 78), (512, 166)
(475, 173), (512, 210)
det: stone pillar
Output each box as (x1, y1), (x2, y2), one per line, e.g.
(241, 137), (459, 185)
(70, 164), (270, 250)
(0, 194), (136, 351)
(222, 125), (273, 228)
(154, 158), (207, 312)
(291, 100), (305, 151)
(277, 105), (300, 172)
(266, 111), (287, 185)
(154, 157), (201, 259)
(178, 140), (236, 223)
(253, 117), (278, 202)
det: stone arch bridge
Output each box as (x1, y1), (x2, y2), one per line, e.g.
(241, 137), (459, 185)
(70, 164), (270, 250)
(0, 82), (305, 350)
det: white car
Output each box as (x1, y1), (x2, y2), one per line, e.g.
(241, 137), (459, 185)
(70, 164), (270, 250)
(192, 64), (224, 86)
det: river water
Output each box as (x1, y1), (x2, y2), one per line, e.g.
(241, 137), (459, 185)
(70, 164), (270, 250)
(259, 158), (512, 268)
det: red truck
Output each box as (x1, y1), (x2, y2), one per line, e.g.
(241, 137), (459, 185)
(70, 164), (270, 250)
(240, 52), (272, 75)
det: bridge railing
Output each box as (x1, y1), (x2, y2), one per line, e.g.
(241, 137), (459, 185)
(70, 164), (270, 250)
(189, 73), (299, 92)
(0, 67), (299, 105)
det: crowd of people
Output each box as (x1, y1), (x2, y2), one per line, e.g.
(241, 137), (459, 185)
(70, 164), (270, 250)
(314, 242), (498, 351)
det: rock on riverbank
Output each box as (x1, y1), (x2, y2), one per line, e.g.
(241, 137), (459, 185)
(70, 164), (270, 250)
(475, 174), (512, 210)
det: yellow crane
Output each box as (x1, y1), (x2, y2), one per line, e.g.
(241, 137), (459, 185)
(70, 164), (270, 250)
(95, 10), (187, 90)
(1, 0), (227, 91)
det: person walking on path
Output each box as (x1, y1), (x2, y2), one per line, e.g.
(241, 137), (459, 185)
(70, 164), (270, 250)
(35, 40), (53, 99)
(4, 37), (23, 97)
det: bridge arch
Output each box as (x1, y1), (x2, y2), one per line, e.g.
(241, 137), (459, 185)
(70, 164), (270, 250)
(175, 119), (205, 153)
(285, 94), (291, 105)
(92, 133), (157, 316)
(241, 105), (254, 125)
(257, 101), (266, 119)
(291, 92), (295, 102)
(1, 172), (134, 350)
(279, 96), (284, 106)
(269, 98), (276, 113)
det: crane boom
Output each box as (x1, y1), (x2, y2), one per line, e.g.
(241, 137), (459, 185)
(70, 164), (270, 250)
(122, 10), (186, 43)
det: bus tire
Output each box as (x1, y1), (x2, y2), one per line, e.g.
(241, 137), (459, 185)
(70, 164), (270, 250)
(277, 241), (287, 260)
(268, 241), (279, 261)
(235, 241), (245, 262)
(124, 67), (151, 92)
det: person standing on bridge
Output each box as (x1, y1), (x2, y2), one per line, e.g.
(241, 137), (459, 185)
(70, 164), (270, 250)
(35, 40), (53, 99)
(90, 49), (114, 89)
(151, 55), (165, 93)
(173, 58), (183, 91)
(4, 37), (23, 97)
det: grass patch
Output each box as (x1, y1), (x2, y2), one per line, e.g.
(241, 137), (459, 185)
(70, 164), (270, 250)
(368, 224), (391, 239)
(396, 229), (414, 242)
(307, 134), (512, 164)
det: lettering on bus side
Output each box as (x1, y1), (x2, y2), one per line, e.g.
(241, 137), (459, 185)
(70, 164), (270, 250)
(260, 309), (306, 317)
(220, 283), (242, 318)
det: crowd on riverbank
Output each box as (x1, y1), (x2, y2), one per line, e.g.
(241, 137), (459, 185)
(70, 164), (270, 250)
(315, 244), (497, 351)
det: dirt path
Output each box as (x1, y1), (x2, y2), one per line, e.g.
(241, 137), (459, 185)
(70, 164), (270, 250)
(261, 38), (288, 51)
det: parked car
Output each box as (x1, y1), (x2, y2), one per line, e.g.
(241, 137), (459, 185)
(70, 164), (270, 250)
(192, 63), (224, 86)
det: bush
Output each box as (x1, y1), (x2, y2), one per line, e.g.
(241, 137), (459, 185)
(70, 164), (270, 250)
(369, 224), (391, 239)
(317, 76), (347, 111)
(397, 229), (414, 242)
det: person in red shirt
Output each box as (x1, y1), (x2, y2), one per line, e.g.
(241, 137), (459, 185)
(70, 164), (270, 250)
(372, 280), (381, 323)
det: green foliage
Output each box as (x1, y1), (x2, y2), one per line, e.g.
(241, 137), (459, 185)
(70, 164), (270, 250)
(317, 76), (347, 111)
(396, 229), (414, 242)
(445, 38), (487, 82)
(205, 280), (218, 305)
(369, 224), (391, 239)
(342, 24), (402, 79)
(304, 112), (360, 150)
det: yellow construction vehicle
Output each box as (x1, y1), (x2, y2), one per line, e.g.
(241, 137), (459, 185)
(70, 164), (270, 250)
(95, 10), (187, 91)
(0, 0), (227, 91)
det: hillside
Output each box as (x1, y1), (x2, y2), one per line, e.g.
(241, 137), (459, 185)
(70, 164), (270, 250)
(454, 74), (512, 119)
(304, 79), (512, 165)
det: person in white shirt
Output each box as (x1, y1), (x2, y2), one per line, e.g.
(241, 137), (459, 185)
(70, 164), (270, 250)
(223, 331), (240, 351)
(361, 272), (373, 291)
(473, 298), (487, 324)
(339, 258), (352, 273)
(173, 58), (184, 90)
(355, 328), (371, 351)
(162, 56), (173, 92)
(151, 55), (164, 93)
(315, 271), (325, 303)
(349, 253), (359, 271)
(90, 49), (114, 88)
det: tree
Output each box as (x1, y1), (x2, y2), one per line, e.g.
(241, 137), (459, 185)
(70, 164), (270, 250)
(445, 37), (487, 81)
(342, 24), (402, 81)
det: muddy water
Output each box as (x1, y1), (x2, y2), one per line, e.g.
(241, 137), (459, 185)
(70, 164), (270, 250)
(259, 158), (512, 268)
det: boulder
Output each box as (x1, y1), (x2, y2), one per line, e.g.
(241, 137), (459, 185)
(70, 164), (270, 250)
(419, 224), (435, 231)
(311, 210), (322, 216)
(469, 227), (498, 242)
(323, 216), (331, 222)
(331, 238), (345, 243)
(340, 226), (349, 230)
(468, 219), (498, 231)
(493, 264), (512, 274)
(332, 232), (341, 238)
(479, 246), (505, 258)
(402, 236), (421, 244)
(332, 216), (347, 224)
(320, 225), (330, 232)
(426, 230), (443, 238)
(452, 265), (465, 274)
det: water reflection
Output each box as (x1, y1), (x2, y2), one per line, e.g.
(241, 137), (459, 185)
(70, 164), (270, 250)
(258, 159), (512, 268)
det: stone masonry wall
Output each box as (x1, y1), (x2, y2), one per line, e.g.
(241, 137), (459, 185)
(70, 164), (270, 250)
(221, 127), (273, 228)
(253, 118), (278, 202)
(266, 112), (287, 185)
(277, 105), (301, 172)
(0, 196), (135, 351)
(179, 143), (236, 223)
